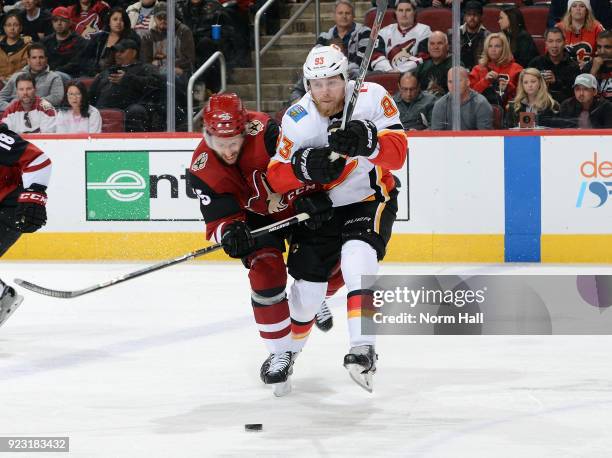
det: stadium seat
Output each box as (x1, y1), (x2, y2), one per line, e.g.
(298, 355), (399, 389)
(482, 7), (502, 32)
(78, 78), (95, 90)
(491, 104), (504, 129)
(365, 72), (400, 94)
(520, 6), (549, 36)
(100, 109), (125, 132)
(418, 8), (452, 32)
(364, 8), (396, 29)
(534, 36), (546, 56)
(274, 107), (287, 123)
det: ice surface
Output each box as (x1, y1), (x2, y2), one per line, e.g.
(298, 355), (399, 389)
(1, 261), (612, 457)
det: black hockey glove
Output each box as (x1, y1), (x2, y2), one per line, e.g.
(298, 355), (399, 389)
(15, 185), (47, 233)
(294, 192), (333, 230)
(328, 120), (378, 158)
(221, 221), (256, 258)
(291, 147), (346, 184)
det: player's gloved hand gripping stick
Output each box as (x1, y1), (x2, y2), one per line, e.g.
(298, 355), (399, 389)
(15, 213), (310, 299)
(328, 0), (387, 161)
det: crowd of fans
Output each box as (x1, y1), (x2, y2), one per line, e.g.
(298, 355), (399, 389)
(0, 0), (274, 133)
(309, 0), (611, 129)
(0, 0), (608, 132)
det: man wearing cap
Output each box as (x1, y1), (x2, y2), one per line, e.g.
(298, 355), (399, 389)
(559, 73), (612, 127)
(89, 38), (164, 131)
(450, 1), (489, 71)
(42, 7), (88, 80)
(140, 1), (194, 77)
(0, 43), (64, 111)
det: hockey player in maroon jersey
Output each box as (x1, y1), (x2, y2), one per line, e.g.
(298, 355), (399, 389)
(186, 93), (343, 395)
(0, 123), (52, 327)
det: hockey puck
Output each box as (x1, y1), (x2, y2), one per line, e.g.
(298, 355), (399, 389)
(244, 423), (263, 432)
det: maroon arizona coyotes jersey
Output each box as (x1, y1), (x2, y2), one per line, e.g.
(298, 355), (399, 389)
(187, 111), (318, 242)
(0, 126), (51, 203)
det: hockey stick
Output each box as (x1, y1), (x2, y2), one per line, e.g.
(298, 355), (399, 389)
(14, 213), (310, 299)
(330, 0), (387, 160)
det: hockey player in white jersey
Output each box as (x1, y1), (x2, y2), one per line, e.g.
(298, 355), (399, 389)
(375, 0), (432, 73)
(267, 45), (407, 391)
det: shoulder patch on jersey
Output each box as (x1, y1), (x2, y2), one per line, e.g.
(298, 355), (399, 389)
(191, 152), (208, 171)
(287, 105), (307, 122)
(246, 119), (264, 136)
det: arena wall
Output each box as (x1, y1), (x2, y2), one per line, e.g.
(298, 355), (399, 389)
(3, 130), (611, 263)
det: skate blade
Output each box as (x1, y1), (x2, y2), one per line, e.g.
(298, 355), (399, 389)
(0, 294), (23, 328)
(273, 379), (292, 397)
(346, 365), (374, 393)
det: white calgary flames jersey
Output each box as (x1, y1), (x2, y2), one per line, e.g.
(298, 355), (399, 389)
(267, 81), (407, 207)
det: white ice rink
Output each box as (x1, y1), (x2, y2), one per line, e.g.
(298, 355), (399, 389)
(1, 261), (612, 457)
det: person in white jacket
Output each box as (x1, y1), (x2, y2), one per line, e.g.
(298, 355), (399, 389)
(376, 0), (432, 72)
(55, 80), (102, 133)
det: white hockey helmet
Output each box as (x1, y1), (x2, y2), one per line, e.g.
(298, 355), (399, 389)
(303, 44), (349, 90)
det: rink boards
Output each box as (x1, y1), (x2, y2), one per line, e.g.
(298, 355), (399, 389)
(3, 130), (612, 263)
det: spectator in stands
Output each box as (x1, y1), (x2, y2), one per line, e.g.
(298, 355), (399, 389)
(559, 73), (612, 127)
(0, 73), (56, 132)
(395, 70), (436, 129)
(89, 38), (164, 132)
(548, 0), (610, 30)
(450, 1), (489, 71)
(498, 7), (539, 68)
(82, 7), (140, 77)
(316, 0), (387, 74)
(19, 0), (53, 42)
(126, 0), (157, 37)
(469, 32), (523, 107)
(68, 0), (110, 39)
(528, 27), (580, 104)
(140, 2), (194, 77)
(375, 0), (431, 73)
(0, 12), (32, 83)
(42, 7), (87, 81)
(415, 31), (454, 97)
(505, 68), (561, 128)
(431, 66), (492, 130)
(556, 0), (605, 69)
(583, 30), (612, 102)
(0, 43), (63, 110)
(55, 80), (101, 132)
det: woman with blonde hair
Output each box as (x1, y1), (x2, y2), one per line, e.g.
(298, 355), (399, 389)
(556, 0), (604, 68)
(469, 32), (523, 107)
(505, 67), (561, 128)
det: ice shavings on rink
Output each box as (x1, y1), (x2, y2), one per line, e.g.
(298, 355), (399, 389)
(1, 261), (612, 457)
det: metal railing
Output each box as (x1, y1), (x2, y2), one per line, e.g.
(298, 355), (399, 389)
(254, 0), (320, 111)
(187, 51), (227, 132)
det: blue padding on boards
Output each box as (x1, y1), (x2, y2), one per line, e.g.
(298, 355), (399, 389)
(504, 136), (541, 262)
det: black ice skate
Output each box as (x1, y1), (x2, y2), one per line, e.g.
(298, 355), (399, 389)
(343, 345), (377, 393)
(261, 351), (297, 397)
(0, 280), (23, 328)
(314, 301), (333, 332)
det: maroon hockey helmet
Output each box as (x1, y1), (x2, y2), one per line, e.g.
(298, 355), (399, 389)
(203, 93), (247, 137)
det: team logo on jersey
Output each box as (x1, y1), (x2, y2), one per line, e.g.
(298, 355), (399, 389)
(288, 105), (307, 122)
(191, 152), (208, 171)
(246, 119), (264, 136)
